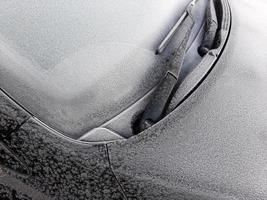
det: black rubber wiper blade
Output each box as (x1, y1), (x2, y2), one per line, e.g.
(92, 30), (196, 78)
(156, 12), (188, 55)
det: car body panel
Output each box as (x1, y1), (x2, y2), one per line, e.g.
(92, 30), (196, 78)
(1, 0), (267, 199)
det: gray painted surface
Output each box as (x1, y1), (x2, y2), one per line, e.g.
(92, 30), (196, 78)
(0, 183), (32, 200)
(0, 119), (126, 200)
(0, 91), (126, 199)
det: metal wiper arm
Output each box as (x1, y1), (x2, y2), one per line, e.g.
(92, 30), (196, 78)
(137, 2), (196, 132)
(198, 0), (218, 56)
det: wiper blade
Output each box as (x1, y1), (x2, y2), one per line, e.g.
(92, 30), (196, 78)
(156, 0), (197, 54)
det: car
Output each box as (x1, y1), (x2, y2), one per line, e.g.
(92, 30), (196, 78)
(0, 0), (267, 199)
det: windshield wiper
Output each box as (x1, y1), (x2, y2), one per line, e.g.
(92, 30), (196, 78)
(136, 2), (196, 132)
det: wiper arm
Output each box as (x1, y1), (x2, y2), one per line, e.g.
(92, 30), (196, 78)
(137, 2), (196, 132)
(198, 0), (218, 56)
